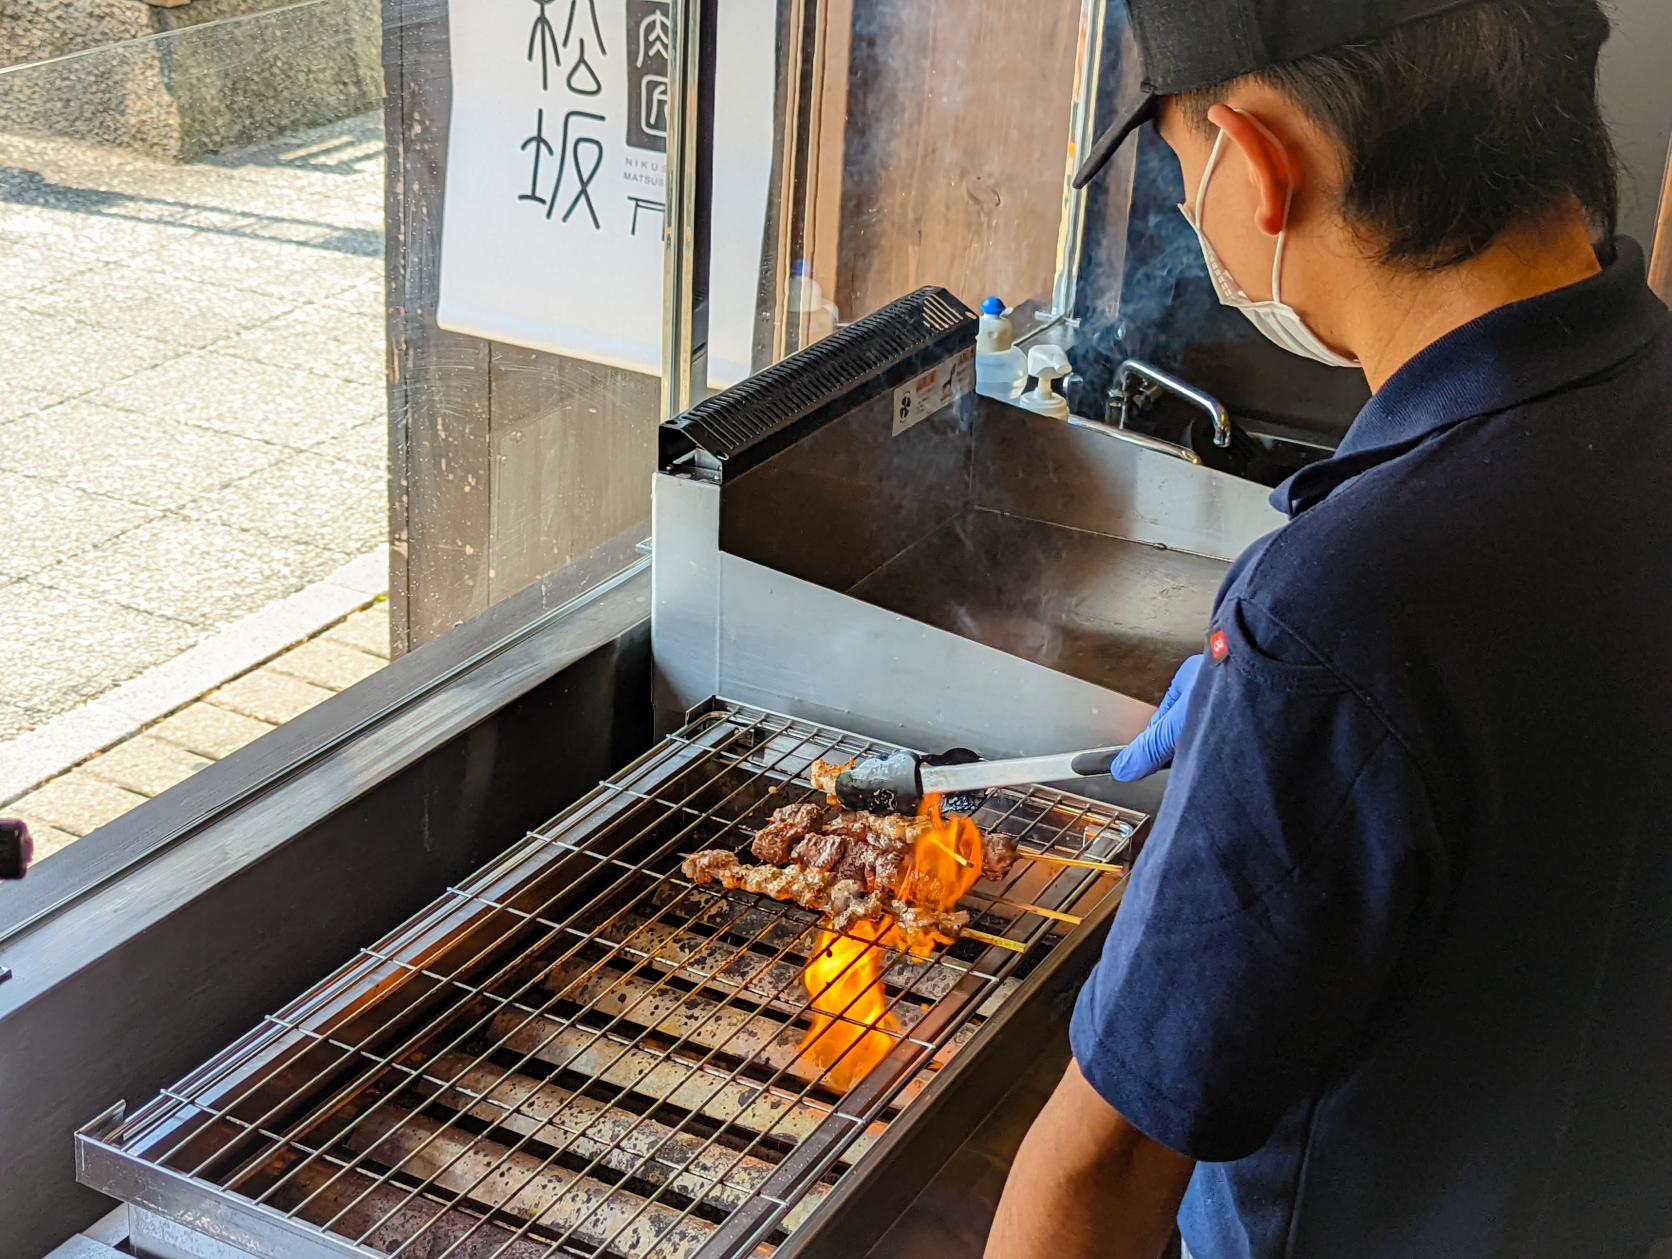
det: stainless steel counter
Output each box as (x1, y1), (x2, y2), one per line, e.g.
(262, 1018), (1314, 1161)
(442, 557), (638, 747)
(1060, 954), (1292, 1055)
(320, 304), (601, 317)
(852, 506), (1232, 704)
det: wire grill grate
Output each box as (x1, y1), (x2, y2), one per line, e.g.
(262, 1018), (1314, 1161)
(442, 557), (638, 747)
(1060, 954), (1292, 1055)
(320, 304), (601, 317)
(82, 701), (1144, 1259)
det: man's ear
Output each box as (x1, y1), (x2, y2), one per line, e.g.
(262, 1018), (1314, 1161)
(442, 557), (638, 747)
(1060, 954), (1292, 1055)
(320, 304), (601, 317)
(1206, 103), (1297, 238)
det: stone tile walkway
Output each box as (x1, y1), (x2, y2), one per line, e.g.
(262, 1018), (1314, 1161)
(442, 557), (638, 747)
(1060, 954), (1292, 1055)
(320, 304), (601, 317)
(6, 601), (392, 862)
(0, 113), (390, 809)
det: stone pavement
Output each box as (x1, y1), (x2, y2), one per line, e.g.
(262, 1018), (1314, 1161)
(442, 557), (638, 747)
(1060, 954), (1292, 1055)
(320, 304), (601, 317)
(6, 600), (392, 862)
(0, 113), (388, 748)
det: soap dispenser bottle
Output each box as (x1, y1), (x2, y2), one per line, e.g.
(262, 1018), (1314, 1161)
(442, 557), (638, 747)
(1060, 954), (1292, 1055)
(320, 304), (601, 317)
(1020, 345), (1072, 418)
(975, 296), (1029, 401)
(788, 260), (838, 344)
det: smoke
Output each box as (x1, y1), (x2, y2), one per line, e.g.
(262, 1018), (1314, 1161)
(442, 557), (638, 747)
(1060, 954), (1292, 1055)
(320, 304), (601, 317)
(1073, 125), (1266, 411)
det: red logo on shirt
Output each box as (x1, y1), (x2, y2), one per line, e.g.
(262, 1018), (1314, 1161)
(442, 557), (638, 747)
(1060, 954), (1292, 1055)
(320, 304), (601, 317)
(1208, 628), (1230, 664)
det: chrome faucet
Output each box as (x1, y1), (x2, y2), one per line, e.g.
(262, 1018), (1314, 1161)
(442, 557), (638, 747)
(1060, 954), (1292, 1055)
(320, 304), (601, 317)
(1109, 358), (1233, 449)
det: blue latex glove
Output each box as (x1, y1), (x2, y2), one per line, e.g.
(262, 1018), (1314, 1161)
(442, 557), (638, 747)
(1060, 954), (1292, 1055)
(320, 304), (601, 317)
(1111, 654), (1205, 782)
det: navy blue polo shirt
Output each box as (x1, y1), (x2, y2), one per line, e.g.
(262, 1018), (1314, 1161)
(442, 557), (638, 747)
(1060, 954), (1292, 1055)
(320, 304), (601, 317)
(1071, 239), (1672, 1259)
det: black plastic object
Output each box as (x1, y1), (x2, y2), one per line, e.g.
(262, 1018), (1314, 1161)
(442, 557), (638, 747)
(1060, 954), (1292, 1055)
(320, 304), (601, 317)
(1191, 415), (1337, 487)
(923, 747), (986, 816)
(1069, 747), (1127, 775)
(0, 820), (33, 880)
(659, 287), (977, 480)
(1189, 413), (1262, 477)
(834, 747), (990, 816)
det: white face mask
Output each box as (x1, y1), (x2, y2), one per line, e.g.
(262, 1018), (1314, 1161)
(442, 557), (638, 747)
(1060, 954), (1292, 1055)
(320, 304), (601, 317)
(1178, 111), (1360, 370)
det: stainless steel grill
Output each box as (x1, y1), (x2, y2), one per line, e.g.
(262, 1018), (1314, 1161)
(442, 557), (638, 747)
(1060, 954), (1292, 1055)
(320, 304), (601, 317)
(79, 700), (1145, 1259)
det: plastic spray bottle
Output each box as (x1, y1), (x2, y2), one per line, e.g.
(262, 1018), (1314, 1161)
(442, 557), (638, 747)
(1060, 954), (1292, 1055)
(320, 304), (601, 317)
(788, 260), (838, 344)
(975, 296), (1029, 401)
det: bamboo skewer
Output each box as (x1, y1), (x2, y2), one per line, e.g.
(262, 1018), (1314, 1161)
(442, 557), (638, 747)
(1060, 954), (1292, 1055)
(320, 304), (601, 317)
(926, 836), (974, 868)
(1012, 903), (1082, 925)
(962, 928), (1026, 954)
(1018, 849), (1127, 875)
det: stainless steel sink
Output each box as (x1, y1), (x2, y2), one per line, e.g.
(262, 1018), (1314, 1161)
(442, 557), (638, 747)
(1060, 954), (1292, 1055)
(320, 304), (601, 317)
(1103, 358), (1340, 487)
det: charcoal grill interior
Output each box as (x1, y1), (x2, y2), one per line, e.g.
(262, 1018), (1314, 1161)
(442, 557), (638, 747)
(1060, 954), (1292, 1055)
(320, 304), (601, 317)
(80, 701), (1144, 1259)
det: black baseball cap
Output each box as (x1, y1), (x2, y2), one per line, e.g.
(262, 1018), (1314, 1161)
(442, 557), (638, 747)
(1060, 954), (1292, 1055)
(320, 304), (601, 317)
(1073, 0), (1486, 188)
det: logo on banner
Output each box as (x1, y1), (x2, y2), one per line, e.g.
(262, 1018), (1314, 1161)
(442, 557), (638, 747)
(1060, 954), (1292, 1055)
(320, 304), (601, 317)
(626, 0), (671, 153)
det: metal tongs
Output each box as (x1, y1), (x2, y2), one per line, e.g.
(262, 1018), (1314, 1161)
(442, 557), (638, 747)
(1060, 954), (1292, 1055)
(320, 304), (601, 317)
(834, 745), (1126, 814)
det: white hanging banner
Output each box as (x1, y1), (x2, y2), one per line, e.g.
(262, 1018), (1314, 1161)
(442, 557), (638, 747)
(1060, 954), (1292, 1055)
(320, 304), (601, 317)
(437, 0), (775, 387)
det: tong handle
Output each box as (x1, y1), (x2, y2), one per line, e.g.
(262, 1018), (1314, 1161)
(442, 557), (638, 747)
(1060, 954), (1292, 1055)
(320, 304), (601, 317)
(836, 745), (1128, 813)
(920, 747), (1126, 795)
(1069, 746), (1128, 776)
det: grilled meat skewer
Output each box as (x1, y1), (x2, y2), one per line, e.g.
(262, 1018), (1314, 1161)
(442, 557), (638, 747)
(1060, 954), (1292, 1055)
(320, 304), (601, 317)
(681, 850), (970, 939)
(747, 802), (1017, 894)
(809, 758), (849, 800)
(680, 801), (1021, 943)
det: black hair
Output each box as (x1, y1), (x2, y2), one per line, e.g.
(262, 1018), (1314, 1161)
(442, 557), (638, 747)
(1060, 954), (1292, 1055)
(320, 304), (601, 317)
(1178, 0), (1619, 270)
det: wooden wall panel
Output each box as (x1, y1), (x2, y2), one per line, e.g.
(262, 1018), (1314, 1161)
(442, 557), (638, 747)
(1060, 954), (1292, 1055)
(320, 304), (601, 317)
(803, 0), (853, 317)
(833, 0), (1080, 319)
(1651, 137), (1672, 307)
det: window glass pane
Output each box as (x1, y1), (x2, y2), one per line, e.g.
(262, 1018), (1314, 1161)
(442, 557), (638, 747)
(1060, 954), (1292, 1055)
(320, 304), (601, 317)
(391, 0), (658, 648)
(0, 1), (646, 867)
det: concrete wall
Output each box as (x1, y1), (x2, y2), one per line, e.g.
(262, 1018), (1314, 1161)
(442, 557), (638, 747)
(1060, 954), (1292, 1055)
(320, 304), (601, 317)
(1, 0), (188, 68)
(0, 0), (381, 161)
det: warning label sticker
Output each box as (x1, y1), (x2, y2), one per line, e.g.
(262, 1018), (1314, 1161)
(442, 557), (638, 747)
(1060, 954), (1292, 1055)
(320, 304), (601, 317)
(892, 348), (976, 436)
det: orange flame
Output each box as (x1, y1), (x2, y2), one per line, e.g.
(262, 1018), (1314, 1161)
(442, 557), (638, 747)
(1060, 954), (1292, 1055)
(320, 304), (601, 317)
(801, 794), (986, 1088)
(801, 917), (899, 1091)
(888, 794), (985, 958)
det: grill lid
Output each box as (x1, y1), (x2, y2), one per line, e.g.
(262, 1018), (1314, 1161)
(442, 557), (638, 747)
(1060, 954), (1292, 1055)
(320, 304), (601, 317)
(659, 288), (976, 480)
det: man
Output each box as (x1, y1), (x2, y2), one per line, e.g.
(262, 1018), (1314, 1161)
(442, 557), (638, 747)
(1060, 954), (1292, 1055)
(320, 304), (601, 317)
(987, 2), (1672, 1257)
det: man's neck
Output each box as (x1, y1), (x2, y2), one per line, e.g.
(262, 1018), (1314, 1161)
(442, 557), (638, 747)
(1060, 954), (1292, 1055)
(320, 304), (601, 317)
(1342, 217), (1604, 393)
